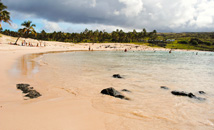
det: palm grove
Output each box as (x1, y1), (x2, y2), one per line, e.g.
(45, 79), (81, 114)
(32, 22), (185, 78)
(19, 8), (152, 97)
(1, 1), (214, 51)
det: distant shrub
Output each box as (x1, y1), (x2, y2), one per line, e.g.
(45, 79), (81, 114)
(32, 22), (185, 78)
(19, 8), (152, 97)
(189, 38), (200, 45)
(178, 40), (188, 44)
(157, 42), (167, 47)
(191, 40), (198, 45)
(203, 41), (212, 46)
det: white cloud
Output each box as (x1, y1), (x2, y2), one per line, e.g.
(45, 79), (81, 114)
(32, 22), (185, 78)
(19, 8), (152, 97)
(156, 2), (162, 9)
(118, 0), (144, 17)
(4, 0), (214, 32)
(11, 23), (19, 29)
(192, 0), (214, 28)
(89, 24), (134, 32)
(90, 0), (96, 7)
(42, 20), (62, 32)
(114, 10), (120, 15)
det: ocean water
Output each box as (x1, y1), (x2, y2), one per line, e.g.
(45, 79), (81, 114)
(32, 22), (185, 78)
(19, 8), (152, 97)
(42, 51), (214, 92)
(17, 50), (214, 129)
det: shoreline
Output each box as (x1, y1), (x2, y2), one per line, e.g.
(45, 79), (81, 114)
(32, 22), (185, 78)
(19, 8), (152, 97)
(1, 34), (211, 130)
(0, 34), (207, 105)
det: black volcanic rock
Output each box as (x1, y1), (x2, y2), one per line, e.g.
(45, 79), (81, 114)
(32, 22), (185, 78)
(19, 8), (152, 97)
(171, 91), (196, 98)
(101, 87), (126, 99)
(17, 83), (41, 99)
(25, 90), (41, 99)
(17, 83), (31, 93)
(121, 89), (131, 92)
(171, 91), (206, 101)
(160, 86), (169, 90)
(199, 91), (206, 94)
(113, 74), (122, 79)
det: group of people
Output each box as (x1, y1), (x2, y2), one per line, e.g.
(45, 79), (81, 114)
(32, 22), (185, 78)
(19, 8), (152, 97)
(20, 40), (46, 47)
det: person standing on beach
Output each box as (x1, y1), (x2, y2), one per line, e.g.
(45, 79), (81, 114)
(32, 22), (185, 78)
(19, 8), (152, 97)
(24, 40), (26, 46)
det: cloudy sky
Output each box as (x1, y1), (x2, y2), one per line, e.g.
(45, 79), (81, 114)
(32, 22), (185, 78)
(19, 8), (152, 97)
(2, 0), (214, 33)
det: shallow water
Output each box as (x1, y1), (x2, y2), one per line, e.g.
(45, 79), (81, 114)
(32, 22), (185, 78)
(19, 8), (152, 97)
(17, 50), (214, 129)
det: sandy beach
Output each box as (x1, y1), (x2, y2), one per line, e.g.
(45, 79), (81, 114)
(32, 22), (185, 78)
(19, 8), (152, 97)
(1, 0), (214, 129)
(1, 34), (213, 130)
(0, 34), (160, 130)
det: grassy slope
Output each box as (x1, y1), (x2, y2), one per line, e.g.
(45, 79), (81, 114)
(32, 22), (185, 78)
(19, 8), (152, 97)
(149, 33), (214, 51)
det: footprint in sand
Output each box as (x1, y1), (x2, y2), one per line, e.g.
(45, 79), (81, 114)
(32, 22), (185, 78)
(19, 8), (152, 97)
(61, 88), (77, 96)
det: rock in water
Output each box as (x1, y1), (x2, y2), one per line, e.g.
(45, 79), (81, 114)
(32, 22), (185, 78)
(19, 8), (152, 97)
(171, 91), (206, 101)
(113, 74), (122, 78)
(187, 93), (196, 98)
(171, 91), (196, 98)
(199, 91), (206, 94)
(25, 90), (41, 99)
(101, 87), (125, 99)
(121, 89), (131, 92)
(17, 84), (31, 93)
(160, 86), (169, 90)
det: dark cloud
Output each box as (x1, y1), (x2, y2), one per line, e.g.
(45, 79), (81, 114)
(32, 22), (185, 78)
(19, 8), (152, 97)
(5, 0), (124, 24)
(3, 0), (214, 32)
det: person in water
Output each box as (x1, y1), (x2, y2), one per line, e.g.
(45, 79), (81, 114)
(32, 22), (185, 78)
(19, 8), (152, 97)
(124, 49), (127, 52)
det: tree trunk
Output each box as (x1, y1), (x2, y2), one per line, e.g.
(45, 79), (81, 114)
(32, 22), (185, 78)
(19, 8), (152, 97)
(15, 37), (20, 45)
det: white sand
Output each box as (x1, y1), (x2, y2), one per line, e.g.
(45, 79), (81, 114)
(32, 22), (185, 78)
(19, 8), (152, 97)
(1, 34), (185, 130)
(0, 34), (158, 130)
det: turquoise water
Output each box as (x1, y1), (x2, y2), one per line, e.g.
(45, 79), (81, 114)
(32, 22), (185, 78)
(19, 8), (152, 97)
(40, 50), (214, 129)
(44, 50), (214, 91)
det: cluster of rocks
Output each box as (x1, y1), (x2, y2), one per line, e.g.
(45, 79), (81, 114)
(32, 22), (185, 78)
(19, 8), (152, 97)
(101, 75), (207, 102)
(17, 83), (41, 99)
(160, 86), (206, 101)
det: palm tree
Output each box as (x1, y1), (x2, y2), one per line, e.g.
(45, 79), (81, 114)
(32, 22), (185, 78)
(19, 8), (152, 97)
(15, 20), (36, 44)
(21, 20), (36, 36)
(0, 1), (11, 28)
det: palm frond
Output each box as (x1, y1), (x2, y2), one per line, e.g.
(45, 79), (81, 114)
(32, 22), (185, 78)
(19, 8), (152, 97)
(0, 1), (11, 26)
(0, 2), (7, 10)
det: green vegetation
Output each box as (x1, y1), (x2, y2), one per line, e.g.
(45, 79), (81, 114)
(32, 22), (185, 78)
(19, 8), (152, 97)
(1, 28), (158, 44)
(0, 0), (11, 28)
(0, 0), (213, 52)
(1, 27), (214, 51)
(0, 1), (213, 51)
(15, 20), (36, 44)
(162, 33), (214, 51)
